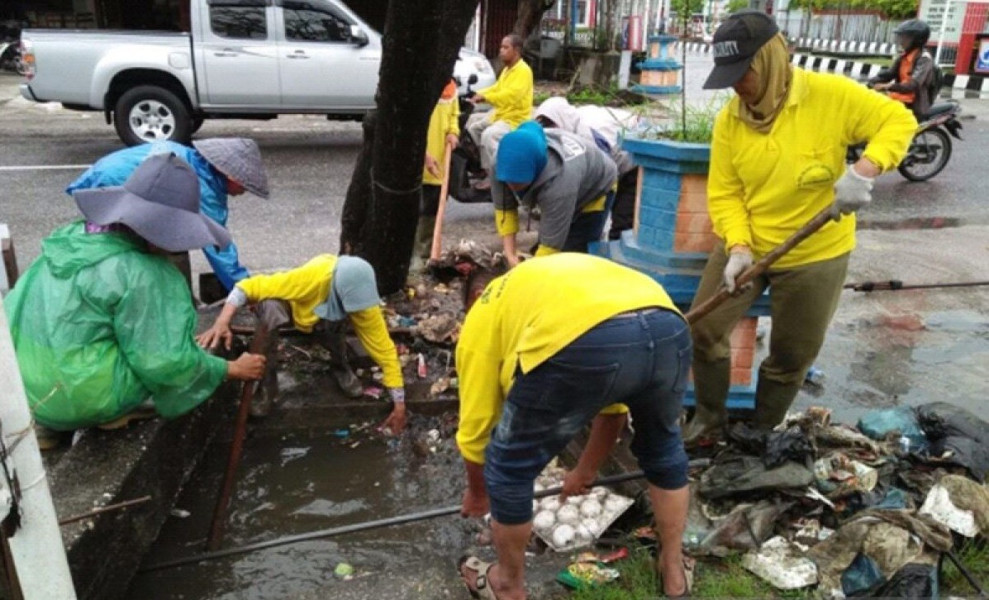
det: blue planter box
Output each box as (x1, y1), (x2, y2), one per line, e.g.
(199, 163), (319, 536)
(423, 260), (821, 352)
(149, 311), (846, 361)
(594, 137), (771, 410)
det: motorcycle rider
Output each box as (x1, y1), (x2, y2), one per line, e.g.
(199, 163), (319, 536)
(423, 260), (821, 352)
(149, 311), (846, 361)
(868, 20), (936, 121)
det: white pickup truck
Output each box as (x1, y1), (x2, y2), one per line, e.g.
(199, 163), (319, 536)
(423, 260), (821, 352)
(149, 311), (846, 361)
(19, 0), (495, 146)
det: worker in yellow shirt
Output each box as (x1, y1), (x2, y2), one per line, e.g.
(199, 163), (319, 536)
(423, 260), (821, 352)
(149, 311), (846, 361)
(467, 33), (534, 190)
(197, 255), (407, 433)
(456, 254), (693, 599)
(413, 78), (460, 271)
(682, 11), (916, 444)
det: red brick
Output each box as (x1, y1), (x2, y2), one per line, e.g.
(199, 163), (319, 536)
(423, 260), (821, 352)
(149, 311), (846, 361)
(731, 347), (754, 369)
(674, 231), (718, 253)
(675, 211), (713, 234)
(731, 367), (753, 386)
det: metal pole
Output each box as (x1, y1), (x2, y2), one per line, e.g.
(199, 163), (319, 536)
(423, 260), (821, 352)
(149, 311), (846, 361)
(844, 279), (989, 292)
(936, 0), (952, 64)
(142, 470), (650, 572)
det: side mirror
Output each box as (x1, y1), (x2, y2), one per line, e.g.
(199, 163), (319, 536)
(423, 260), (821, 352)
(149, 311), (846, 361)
(350, 25), (369, 47)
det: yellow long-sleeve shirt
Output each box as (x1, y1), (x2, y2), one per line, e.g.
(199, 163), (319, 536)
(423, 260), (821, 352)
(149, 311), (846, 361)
(235, 255), (403, 388)
(424, 93), (460, 186)
(480, 59), (534, 128)
(455, 253), (681, 464)
(708, 69), (916, 269)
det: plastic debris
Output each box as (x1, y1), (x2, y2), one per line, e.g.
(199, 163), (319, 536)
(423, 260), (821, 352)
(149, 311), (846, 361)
(331, 429), (350, 438)
(860, 563), (937, 599)
(841, 552), (885, 596)
(804, 365), (825, 387)
(416, 312), (460, 344)
(170, 508), (191, 519)
(741, 536), (818, 590)
(857, 406), (926, 450)
(333, 562), (354, 580)
(417, 353), (428, 378)
(363, 386), (383, 400)
(919, 479), (980, 537)
(916, 402), (989, 481)
(531, 465), (633, 552)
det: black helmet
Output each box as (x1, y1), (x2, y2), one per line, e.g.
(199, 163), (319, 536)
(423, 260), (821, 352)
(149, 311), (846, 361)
(894, 19), (931, 49)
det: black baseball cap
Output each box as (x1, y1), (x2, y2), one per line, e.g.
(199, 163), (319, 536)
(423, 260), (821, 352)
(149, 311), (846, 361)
(703, 10), (780, 89)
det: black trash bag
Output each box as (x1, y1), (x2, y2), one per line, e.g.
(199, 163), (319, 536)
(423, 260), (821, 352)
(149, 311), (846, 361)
(861, 563), (937, 599)
(764, 426), (815, 469)
(916, 402), (989, 482)
(727, 424), (815, 469)
(727, 422), (767, 455)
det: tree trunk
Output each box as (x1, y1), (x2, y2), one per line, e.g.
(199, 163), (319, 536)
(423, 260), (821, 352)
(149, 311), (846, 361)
(339, 0), (478, 295)
(514, 0), (557, 39)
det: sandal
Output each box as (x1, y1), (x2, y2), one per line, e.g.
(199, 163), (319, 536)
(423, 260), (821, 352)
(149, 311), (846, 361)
(457, 555), (500, 600)
(659, 555), (694, 599)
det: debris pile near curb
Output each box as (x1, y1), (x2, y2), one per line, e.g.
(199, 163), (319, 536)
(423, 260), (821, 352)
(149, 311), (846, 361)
(680, 403), (989, 597)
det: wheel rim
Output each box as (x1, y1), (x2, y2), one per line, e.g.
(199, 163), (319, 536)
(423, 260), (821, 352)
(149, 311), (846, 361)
(901, 130), (949, 180)
(128, 99), (176, 141)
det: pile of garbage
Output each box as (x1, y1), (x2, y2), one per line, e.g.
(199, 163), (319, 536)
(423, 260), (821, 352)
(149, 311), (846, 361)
(684, 402), (989, 597)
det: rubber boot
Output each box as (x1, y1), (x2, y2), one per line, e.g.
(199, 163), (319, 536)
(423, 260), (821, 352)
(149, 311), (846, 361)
(410, 216), (436, 272)
(682, 357), (732, 446)
(752, 373), (800, 430)
(323, 323), (364, 398)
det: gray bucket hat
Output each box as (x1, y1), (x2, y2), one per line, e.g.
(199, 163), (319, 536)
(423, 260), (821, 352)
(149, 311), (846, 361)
(193, 137), (270, 199)
(74, 153), (232, 253)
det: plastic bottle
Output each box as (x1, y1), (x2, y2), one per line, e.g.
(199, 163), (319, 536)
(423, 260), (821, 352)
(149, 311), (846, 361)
(804, 366), (825, 387)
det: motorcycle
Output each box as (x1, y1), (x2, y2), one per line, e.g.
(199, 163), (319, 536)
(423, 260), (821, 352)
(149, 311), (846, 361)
(847, 100), (963, 182)
(448, 73), (493, 203)
(0, 20), (24, 73)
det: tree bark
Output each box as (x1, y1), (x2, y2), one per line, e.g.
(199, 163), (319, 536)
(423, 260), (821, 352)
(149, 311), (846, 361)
(514, 0), (557, 39)
(339, 0), (478, 294)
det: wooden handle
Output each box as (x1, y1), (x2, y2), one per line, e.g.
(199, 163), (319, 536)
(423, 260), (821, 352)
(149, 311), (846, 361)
(206, 324), (269, 551)
(429, 142), (454, 261)
(685, 207), (835, 325)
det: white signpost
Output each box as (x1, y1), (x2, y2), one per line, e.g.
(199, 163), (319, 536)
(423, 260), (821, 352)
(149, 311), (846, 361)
(922, 0), (989, 64)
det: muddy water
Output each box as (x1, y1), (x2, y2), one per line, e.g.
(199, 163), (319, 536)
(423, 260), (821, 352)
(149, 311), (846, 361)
(127, 416), (477, 600)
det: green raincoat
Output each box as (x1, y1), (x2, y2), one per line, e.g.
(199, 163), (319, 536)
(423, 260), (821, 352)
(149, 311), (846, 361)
(4, 221), (228, 430)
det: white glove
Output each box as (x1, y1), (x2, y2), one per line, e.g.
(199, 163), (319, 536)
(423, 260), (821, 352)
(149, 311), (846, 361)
(389, 387), (406, 404)
(723, 250), (754, 295)
(832, 166), (874, 220)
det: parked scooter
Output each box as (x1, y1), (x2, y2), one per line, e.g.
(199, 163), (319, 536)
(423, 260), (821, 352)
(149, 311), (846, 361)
(847, 100), (963, 182)
(449, 73), (493, 203)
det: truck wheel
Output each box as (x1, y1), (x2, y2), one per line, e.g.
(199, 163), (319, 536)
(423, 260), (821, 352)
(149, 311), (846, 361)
(114, 85), (191, 146)
(190, 116), (205, 135)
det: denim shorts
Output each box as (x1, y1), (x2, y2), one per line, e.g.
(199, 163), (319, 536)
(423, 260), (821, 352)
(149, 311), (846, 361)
(483, 308), (692, 525)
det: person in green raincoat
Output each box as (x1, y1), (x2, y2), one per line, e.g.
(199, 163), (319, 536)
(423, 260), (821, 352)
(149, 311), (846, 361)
(4, 153), (266, 450)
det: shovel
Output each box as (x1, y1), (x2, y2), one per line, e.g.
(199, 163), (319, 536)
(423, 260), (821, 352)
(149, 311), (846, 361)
(429, 140), (454, 262)
(684, 206), (835, 325)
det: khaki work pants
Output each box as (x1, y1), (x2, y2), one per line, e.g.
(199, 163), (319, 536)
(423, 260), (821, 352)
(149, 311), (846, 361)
(690, 244), (850, 428)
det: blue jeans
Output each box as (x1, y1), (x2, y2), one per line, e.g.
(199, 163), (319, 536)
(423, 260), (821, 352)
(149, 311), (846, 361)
(484, 308), (692, 525)
(561, 191), (616, 252)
